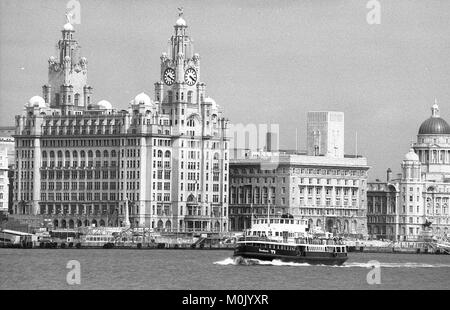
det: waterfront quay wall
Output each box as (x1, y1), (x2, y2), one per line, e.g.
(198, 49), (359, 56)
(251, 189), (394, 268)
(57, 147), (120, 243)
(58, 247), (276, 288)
(348, 241), (446, 254)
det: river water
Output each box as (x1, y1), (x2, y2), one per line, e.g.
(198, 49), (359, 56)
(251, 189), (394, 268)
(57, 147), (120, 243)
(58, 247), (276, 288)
(0, 249), (449, 290)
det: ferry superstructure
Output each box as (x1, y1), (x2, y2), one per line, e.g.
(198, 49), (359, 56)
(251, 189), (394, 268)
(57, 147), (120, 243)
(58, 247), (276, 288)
(233, 214), (348, 265)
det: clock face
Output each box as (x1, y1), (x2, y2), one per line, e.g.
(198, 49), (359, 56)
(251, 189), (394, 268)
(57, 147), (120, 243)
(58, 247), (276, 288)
(184, 68), (197, 86)
(163, 68), (175, 85)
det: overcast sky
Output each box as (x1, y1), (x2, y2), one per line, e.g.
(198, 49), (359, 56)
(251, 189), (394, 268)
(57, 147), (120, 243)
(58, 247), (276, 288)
(1, 0), (450, 181)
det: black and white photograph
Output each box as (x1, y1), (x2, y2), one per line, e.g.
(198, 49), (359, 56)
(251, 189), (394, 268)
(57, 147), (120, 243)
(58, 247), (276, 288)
(0, 0), (449, 298)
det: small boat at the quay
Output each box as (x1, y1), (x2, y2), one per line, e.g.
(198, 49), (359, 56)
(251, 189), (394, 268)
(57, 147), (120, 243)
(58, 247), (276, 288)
(435, 238), (450, 254)
(233, 214), (348, 266)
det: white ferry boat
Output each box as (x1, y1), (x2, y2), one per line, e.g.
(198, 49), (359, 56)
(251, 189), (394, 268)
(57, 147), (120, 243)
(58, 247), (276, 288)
(233, 214), (348, 265)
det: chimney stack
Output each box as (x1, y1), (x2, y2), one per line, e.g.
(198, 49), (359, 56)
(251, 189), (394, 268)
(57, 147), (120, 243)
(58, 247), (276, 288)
(387, 168), (392, 182)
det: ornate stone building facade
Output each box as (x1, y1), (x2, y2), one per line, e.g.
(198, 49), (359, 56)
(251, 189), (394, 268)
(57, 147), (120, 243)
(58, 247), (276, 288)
(368, 103), (450, 240)
(0, 136), (15, 213)
(12, 12), (230, 232)
(229, 113), (369, 235)
(229, 153), (369, 235)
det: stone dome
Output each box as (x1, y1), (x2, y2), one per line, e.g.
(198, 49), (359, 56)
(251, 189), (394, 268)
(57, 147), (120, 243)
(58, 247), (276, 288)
(404, 148), (419, 161)
(203, 97), (216, 106)
(418, 103), (450, 135)
(134, 92), (153, 106)
(63, 22), (74, 31)
(418, 117), (450, 135)
(97, 100), (112, 110)
(176, 17), (186, 26)
(26, 96), (46, 108)
(204, 97), (220, 112)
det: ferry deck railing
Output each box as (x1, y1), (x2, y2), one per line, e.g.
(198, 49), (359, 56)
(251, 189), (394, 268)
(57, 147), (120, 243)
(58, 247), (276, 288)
(237, 236), (345, 245)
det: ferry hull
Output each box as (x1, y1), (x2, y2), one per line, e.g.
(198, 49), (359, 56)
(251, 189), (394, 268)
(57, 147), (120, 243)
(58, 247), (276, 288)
(233, 246), (348, 266)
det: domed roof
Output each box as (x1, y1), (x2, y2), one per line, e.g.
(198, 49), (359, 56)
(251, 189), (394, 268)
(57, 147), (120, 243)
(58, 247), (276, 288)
(418, 117), (450, 135)
(97, 100), (112, 109)
(134, 92), (153, 106)
(26, 96), (46, 108)
(418, 102), (450, 135)
(176, 17), (186, 26)
(203, 97), (216, 105)
(404, 148), (419, 161)
(63, 22), (74, 31)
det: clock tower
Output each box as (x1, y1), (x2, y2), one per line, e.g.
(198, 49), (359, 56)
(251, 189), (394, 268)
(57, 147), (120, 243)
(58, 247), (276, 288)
(154, 9), (206, 106)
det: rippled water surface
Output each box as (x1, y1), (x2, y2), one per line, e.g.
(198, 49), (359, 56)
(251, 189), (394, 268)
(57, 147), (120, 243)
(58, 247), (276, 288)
(1, 249), (449, 289)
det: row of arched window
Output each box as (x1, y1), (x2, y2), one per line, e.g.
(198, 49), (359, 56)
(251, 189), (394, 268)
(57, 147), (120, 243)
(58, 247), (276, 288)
(155, 150), (171, 158)
(42, 150), (117, 158)
(42, 149), (175, 160)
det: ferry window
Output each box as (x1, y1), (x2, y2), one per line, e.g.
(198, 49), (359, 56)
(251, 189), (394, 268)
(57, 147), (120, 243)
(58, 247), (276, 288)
(270, 220), (274, 224)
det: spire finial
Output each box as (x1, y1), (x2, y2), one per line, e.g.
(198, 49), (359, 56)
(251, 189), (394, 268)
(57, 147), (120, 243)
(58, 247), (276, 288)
(431, 99), (440, 117)
(63, 11), (74, 31)
(175, 7), (186, 27)
(65, 11), (73, 24)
